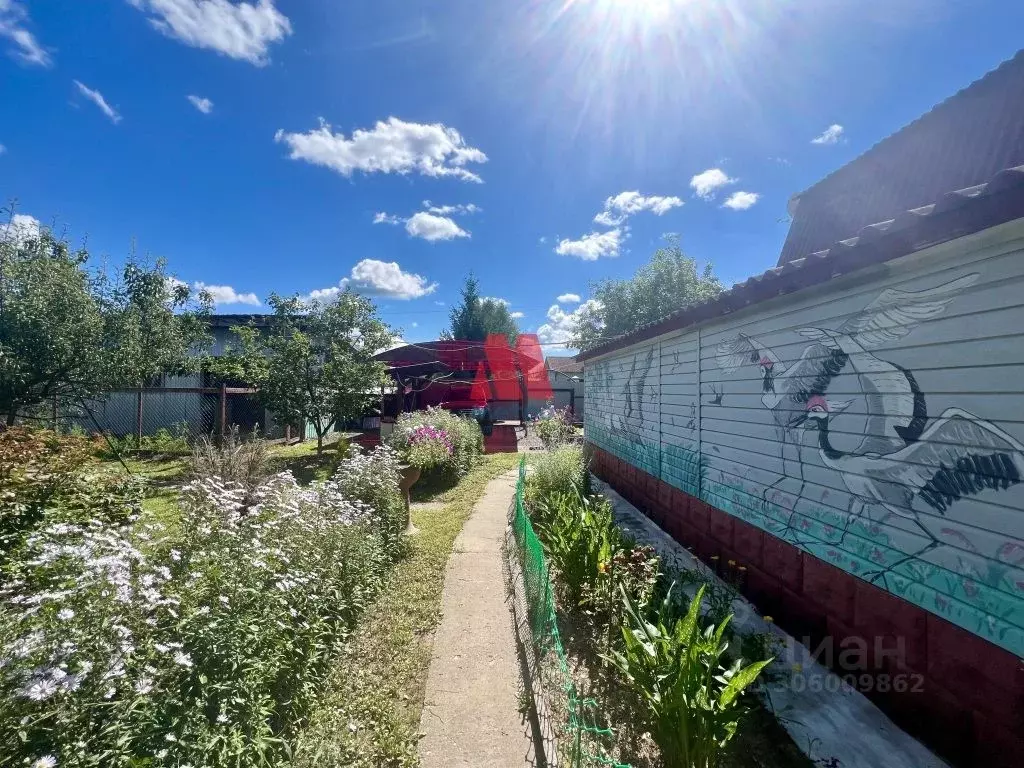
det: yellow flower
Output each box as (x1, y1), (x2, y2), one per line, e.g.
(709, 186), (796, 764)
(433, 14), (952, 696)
(597, 562), (608, 574)
(763, 615), (774, 623)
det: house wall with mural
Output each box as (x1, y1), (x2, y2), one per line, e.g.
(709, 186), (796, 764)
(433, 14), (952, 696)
(585, 222), (1024, 763)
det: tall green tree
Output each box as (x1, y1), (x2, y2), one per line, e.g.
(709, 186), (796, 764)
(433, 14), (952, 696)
(571, 237), (723, 350)
(444, 274), (520, 344)
(228, 292), (395, 454)
(0, 219), (211, 426)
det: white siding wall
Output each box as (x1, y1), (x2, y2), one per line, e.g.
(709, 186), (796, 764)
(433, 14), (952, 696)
(585, 221), (1024, 658)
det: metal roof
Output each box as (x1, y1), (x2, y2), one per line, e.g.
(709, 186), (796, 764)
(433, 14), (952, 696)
(577, 165), (1024, 362)
(780, 49), (1024, 265)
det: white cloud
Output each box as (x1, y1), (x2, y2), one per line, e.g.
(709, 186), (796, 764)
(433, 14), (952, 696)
(193, 281), (260, 306)
(0, 143), (5, 154)
(555, 229), (622, 260)
(74, 81), (122, 124)
(410, 321), (418, 328)
(434, 300), (446, 306)
(373, 211), (402, 225)
(187, 94), (213, 113)
(722, 191), (760, 211)
(0, 0), (52, 67)
(689, 168), (736, 200)
(275, 117), (487, 182)
(557, 293), (581, 304)
(811, 124), (844, 145)
(127, 0), (291, 66)
(595, 191), (683, 226)
(537, 299), (602, 346)
(422, 201), (480, 216)
(0, 212), (41, 243)
(320, 259), (437, 300)
(482, 296), (509, 306)
(510, 311), (525, 319)
(405, 212), (469, 242)
(538, 236), (546, 244)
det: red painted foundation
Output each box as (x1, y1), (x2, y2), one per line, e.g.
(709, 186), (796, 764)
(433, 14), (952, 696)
(587, 444), (1024, 768)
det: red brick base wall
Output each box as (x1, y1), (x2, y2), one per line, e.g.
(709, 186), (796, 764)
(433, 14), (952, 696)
(587, 444), (1024, 767)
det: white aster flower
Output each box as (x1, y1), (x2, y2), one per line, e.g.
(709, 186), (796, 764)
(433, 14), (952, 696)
(173, 651), (193, 668)
(32, 756), (57, 768)
(56, 608), (75, 621)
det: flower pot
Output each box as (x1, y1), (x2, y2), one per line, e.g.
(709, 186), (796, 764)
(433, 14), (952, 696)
(397, 464), (421, 535)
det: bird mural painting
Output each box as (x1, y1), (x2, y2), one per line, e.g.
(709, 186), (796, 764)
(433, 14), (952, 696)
(791, 397), (1024, 584)
(714, 274), (980, 524)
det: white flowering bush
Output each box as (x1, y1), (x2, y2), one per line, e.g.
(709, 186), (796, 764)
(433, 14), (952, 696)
(0, 455), (398, 766)
(332, 443), (405, 541)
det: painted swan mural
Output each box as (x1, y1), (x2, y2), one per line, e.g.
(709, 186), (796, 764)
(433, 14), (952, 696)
(718, 273), (1024, 584)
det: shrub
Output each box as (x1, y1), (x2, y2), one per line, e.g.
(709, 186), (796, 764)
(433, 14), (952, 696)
(535, 405), (576, 449)
(333, 443), (405, 542)
(604, 584), (772, 768)
(188, 426), (270, 503)
(0, 427), (141, 560)
(0, 452), (398, 767)
(389, 407), (482, 478)
(526, 444), (588, 504)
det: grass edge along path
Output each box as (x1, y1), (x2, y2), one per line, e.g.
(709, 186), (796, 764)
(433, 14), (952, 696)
(290, 452), (524, 767)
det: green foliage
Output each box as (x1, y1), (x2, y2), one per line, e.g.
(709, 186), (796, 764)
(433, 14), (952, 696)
(443, 274), (520, 343)
(0, 216), (211, 424)
(390, 407), (483, 479)
(0, 427), (141, 560)
(188, 426), (270, 503)
(97, 424), (192, 458)
(571, 236), (723, 351)
(526, 444), (589, 503)
(223, 291), (395, 453)
(535, 404), (577, 449)
(604, 585), (773, 768)
(0, 450), (401, 767)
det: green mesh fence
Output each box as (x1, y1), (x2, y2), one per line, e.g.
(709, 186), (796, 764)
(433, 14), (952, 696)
(507, 457), (632, 768)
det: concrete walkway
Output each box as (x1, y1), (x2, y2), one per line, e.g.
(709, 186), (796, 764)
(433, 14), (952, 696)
(418, 471), (537, 768)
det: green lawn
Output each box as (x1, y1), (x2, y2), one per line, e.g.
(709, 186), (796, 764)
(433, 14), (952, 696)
(291, 452), (522, 767)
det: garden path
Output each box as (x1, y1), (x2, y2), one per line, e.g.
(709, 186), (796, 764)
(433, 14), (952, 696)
(418, 470), (538, 768)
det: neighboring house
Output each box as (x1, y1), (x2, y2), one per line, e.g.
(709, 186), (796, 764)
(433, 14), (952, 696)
(544, 355), (584, 422)
(79, 314), (287, 439)
(580, 51), (1024, 767)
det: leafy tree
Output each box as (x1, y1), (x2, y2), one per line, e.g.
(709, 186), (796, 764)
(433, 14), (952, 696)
(572, 237), (723, 350)
(228, 292), (395, 454)
(444, 274), (520, 344)
(0, 218), (211, 426)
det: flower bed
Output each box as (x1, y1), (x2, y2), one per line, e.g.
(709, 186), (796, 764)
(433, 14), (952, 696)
(389, 407), (483, 479)
(0, 441), (405, 768)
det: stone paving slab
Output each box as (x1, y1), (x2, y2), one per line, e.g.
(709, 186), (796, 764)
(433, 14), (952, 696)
(418, 471), (537, 768)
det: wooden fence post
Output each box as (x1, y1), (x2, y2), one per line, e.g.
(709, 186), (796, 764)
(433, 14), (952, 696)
(219, 384), (228, 445)
(135, 390), (144, 447)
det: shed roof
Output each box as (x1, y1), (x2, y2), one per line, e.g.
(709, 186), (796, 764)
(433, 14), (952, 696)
(779, 49), (1024, 266)
(545, 356), (583, 375)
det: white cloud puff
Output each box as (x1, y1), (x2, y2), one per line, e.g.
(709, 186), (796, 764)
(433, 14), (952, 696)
(275, 117), (487, 182)
(594, 191), (682, 225)
(689, 168), (735, 200)
(0, 0), (51, 67)
(193, 282), (260, 306)
(127, 0), (291, 65)
(187, 94), (213, 113)
(422, 201), (480, 216)
(811, 124), (844, 145)
(722, 191), (759, 210)
(0, 212), (41, 243)
(510, 311), (525, 319)
(404, 212), (469, 242)
(307, 259), (437, 302)
(554, 229), (622, 260)
(557, 293), (581, 304)
(537, 299), (602, 346)
(74, 80), (122, 123)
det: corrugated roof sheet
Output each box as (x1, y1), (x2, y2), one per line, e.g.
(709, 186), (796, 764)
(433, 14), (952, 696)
(779, 49), (1024, 266)
(577, 165), (1024, 362)
(545, 356), (584, 375)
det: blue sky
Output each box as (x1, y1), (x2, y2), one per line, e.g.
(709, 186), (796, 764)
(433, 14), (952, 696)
(2, 0), (1023, 351)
